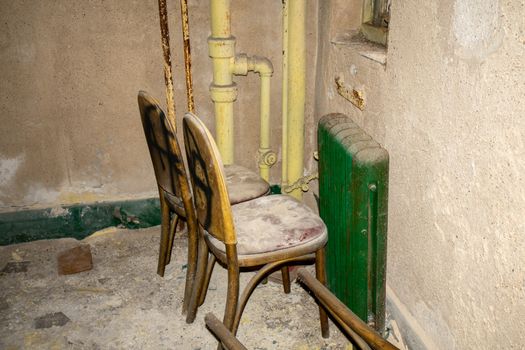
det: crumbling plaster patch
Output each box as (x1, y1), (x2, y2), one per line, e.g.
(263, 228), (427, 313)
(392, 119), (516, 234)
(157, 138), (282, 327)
(0, 155), (25, 188)
(452, 0), (504, 61)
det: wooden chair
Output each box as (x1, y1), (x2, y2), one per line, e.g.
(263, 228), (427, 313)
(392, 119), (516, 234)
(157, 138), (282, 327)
(205, 269), (400, 350)
(182, 112), (330, 339)
(137, 91), (270, 315)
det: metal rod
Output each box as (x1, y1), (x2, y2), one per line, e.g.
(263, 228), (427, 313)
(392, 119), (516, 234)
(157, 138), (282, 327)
(209, 0), (236, 164)
(281, 0), (289, 188)
(157, 0), (177, 128)
(286, 0), (306, 200)
(180, 0), (195, 113)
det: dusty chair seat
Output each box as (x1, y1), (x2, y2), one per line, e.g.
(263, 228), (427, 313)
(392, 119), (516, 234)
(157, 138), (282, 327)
(205, 195), (327, 266)
(164, 164), (270, 214)
(224, 164), (270, 205)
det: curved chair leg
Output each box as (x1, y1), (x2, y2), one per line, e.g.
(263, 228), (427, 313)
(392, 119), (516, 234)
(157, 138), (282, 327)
(157, 195), (171, 277)
(182, 220), (198, 314)
(281, 267), (291, 294)
(199, 254), (217, 306)
(165, 214), (179, 265)
(231, 255), (315, 336)
(315, 247), (330, 338)
(186, 237), (209, 323)
(220, 244), (240, 350)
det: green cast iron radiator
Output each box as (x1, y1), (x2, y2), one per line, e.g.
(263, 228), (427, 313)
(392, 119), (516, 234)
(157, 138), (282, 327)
(318, 113), (389, 334)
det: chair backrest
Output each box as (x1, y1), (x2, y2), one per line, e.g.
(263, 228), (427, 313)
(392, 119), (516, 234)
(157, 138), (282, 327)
(138, 91), (186, 198)
(182, 112), (236, 245)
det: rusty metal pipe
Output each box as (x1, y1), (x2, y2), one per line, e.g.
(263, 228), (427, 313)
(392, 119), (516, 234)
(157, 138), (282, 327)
(180, 0), (195, 113)
(157, 0), (177, 128)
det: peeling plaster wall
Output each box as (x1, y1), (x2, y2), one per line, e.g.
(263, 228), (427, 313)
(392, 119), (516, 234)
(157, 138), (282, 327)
(0, 0), (288, 210)
(315, 0), (525, 348)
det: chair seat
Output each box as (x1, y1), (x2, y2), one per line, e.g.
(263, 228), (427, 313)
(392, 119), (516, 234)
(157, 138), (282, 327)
(205, 195), (327, 262)
(164, 164), (268, 215)
(224, 164), (270, 204)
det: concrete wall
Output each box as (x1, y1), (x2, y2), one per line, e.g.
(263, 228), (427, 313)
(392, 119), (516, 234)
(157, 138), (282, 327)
(0, 0), (289, 210)
(315, 0), (525, 348)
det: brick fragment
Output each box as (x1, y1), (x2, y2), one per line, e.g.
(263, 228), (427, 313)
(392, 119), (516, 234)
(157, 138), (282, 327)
(57, 245), (93, 275)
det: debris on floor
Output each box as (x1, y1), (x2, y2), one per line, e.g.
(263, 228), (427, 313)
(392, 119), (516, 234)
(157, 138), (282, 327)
(57, 245), (93, 275)
(1, 261), (30, 273)
(34, 312), (71, 329)
(0, 227), (350, 349)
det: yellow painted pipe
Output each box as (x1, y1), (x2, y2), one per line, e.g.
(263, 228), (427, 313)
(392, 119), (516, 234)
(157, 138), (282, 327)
(281, 0), (289, 188)
(209, 0), (236, 164)
(286, 0), (306, 199)
(233, 54), (275, 182)
(210, 0), (231, 38)
(249, 57), (274, 182)
(209, 0), (276, 173)
(258, 73), (272, 181)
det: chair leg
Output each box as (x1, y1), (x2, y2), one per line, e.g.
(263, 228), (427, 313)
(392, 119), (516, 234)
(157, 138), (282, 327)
(219, 244), (240, 350)
(232, 261), (282, 336)
(281, 267), (291, 294)
(186, 237), (209, 323)
(315, 247), (330, 338)
(199, 254), (216, 306)
(182, 220), (198, 314)
(165, 214), (179, 265)
(157, 196), (170, 277)
(232, 255), (315, 336)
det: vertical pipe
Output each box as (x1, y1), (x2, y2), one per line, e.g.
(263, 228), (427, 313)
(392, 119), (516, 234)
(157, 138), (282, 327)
(158, 0), (177, 128)
(259, 74), (271, 181)
(209, 0), (236, 164)
(236, 55), (275, 181)
(214, 101), (235, 164)
(281, 0), (289, 188)
(180, 0), (195, 113)
(210, 0), (231, 38)
(286, 0), (306, 199)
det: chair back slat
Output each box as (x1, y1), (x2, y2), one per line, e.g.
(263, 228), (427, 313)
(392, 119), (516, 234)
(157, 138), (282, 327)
(183, 113), (235, 244)
(138, 91), (185, 198)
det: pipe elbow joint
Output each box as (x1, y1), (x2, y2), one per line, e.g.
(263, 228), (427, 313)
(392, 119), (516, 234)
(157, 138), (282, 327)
(233, 54), (273, 77)
(249, 56), (273, 76)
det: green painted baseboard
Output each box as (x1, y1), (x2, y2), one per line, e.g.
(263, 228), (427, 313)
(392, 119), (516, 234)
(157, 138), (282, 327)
(270, 184), (282, 194)
(0, 198), (161, 246)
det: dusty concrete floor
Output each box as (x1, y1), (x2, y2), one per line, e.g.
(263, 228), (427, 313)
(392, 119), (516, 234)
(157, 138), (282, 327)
(0, 226), (351, 349)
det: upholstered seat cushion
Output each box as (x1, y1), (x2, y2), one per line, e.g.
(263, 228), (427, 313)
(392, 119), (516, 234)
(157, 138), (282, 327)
(164, 164), (268, 215)
(224, 164), (270, 205)
(205, 195), (327, 256)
